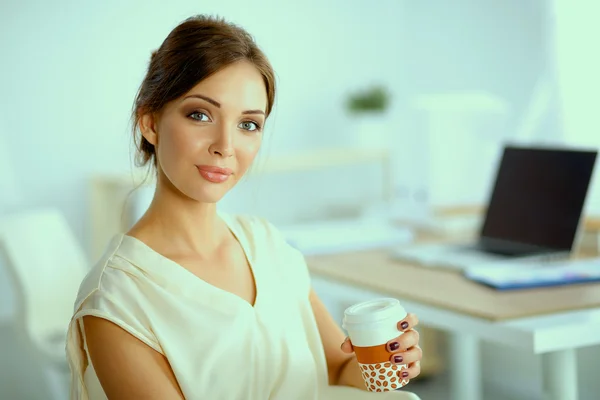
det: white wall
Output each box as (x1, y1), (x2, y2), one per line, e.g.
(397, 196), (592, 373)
(0, 0), (413, 250)
(395, 0), (551, 209)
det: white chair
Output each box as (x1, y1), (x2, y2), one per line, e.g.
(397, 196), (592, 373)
(0, 208), (89, 400)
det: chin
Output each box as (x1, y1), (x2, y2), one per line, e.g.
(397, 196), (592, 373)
(190, 183), (233, 204)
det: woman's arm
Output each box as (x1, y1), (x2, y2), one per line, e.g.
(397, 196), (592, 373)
(83, 316), (185, 400)
(308, 289), (361, 387)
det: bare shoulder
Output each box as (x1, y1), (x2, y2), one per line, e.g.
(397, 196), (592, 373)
(82, 316), (184, 400)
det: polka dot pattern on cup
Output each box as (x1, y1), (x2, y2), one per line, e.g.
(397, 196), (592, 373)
(358, 361), (409, 392)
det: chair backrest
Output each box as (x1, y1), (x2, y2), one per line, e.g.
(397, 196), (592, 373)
(0, 208), (89, 350)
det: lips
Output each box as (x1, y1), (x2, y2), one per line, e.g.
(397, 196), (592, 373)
(196, 165), (233, 175)
(196, 165), (233, 183)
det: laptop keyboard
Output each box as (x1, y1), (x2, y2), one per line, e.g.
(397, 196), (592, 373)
(391, 243), (569, 270)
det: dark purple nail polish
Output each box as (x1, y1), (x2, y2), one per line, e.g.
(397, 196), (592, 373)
(394, 355), (403, 364)
(389, 342), (400, 351)
(402, 371), (409, 378)
(401, 321), (409, 330)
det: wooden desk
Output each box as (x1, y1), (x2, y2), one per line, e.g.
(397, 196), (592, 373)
(306, 249), (600, 400)
(306, 250), (600, 321)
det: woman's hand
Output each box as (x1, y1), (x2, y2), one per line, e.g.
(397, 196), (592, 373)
(340, 313), (422, 382)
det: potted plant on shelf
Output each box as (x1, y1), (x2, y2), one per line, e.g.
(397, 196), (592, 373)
(345, 85), (391, 150)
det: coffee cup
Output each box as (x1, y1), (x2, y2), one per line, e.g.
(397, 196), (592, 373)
(342, 298), (409, 392)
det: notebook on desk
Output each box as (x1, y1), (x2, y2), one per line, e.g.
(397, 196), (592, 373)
(464, 258), (600, 290)
(392, 145), (598, 270)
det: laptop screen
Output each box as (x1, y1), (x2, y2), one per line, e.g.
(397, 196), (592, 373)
(480, 146), (597, 253)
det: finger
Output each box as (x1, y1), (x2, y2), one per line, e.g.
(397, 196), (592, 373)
(397, 360), (421, 381)
(397, 313), (419, 332)
(389, 345), (422, 365)
(340, 337), (354, 353)
(386, 329), (420, 352)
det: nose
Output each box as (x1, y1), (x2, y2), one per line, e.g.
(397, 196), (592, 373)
(208, 124), (234, 158)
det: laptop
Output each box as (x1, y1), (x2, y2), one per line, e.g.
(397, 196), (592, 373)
(392, 145), (598, 270)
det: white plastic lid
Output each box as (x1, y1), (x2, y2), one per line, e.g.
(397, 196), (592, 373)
(342, 298), (406, 330)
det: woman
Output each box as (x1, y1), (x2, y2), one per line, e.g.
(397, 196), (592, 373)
(66, 15), (422, 400)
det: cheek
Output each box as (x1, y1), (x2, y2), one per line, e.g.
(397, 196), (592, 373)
(236, 139), (261, 171)
(158, 128), (198, 166)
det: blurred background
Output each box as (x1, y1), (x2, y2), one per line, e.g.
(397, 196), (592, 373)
(1, 0), (600, 399)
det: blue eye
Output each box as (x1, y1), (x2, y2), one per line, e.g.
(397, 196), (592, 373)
(189, 111), (210, 122)
(239, 121), (261, 132)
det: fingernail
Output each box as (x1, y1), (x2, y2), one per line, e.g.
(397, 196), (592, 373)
(389, 342), (400, 351)
(400, 321), (409, 330)
(394, 355), (403, 364)
(402, 371), (409, 378)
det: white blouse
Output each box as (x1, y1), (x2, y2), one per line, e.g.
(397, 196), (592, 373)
(66, 212), (419, 400)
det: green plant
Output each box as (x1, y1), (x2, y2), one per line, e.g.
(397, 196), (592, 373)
(345, 85), (390, 114)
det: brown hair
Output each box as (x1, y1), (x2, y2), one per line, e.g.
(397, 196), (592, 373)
(131, 14), (276, 170)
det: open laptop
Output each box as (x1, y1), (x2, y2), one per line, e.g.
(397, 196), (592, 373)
(392, 145), (598, 270)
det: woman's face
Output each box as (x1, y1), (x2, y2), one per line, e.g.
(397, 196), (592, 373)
(141, 61), (267, 204)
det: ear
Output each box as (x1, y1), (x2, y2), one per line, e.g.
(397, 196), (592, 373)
(139, 112), (158, 146)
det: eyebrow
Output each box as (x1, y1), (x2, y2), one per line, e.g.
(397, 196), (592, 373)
(183, 94), (265, 115)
